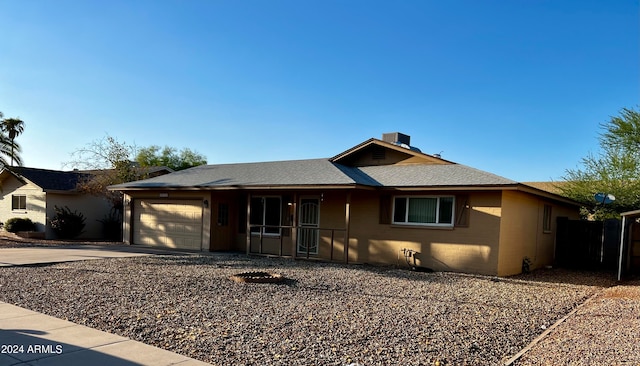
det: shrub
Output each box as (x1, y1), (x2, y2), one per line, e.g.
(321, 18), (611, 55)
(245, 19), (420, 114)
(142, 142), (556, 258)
(50, 206), (86, 239)
(4, 217), (36, 233)
(98, 211), (121, 241)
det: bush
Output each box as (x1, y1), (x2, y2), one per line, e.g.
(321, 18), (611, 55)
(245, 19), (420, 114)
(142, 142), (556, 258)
(4, 217), (36, 233)
(98, 211), (121, 241)
(50, 206), (86, 239)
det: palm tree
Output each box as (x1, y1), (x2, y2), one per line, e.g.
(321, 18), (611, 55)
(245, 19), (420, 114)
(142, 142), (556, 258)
(0, 118), (24, 166)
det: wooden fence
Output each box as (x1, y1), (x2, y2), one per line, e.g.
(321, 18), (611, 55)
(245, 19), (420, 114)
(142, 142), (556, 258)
(555, 217), (620, 270)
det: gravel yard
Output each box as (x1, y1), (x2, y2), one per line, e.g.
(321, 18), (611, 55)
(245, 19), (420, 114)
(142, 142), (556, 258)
(514, 280), (640, 365)
(0, 251), (619, 365)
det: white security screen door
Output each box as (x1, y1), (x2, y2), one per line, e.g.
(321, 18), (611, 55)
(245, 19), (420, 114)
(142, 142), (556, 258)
(298, 198), (320, 254)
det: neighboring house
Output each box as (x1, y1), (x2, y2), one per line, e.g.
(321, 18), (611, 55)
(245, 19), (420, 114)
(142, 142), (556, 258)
(0, 166), (174, 239)
(0, 167), (111, 239)
(110, 133), (580, 276)
(522, 181), (567, 195)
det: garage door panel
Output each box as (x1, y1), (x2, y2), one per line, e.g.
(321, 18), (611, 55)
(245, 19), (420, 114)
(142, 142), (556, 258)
(133, 199), (203, 250)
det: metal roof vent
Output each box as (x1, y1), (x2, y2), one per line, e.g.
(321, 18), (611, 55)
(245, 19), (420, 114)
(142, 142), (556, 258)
(382, 132), (422, 152)
(382, 132), (411, 146)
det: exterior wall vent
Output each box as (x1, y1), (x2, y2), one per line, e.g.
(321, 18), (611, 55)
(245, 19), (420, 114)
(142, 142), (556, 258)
(372, 146), (386, 160)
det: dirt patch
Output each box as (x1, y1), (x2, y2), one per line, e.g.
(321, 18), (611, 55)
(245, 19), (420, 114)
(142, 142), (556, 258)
(0, 231), (121, 247)
(600, 285), (640, 299)
(229, 271), (284, 283)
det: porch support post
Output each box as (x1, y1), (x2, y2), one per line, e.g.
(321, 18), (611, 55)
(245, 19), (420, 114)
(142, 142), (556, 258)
(124, 194), (133, 245)
(291, 193), (298, 260)
(344, 191), (351, 264)
(246, 193), (251, 255)
(618, 215), (627, 281)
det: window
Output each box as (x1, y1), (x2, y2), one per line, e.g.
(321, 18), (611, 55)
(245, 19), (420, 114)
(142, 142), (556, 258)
(543, 205), (552, 232)
(217, 203), (229, 226)
(12, 195), (26, 211)
(393, 196), (454, 226)
(250, 196), (281, 235)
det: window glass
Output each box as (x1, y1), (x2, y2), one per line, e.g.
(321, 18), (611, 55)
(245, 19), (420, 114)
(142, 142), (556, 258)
(264, 197), (281, 234)
(408, 197), (437, 223)
(249, 197), (263, 233)
(543, 205), (552, 232)
(12, 195), (26, 210)
(393, 197), (406, 223)
(439, 197), (454, 224)
(393, 196), (454, 226)
(249, 196), (281, 235)
(217, 203), (229, 226)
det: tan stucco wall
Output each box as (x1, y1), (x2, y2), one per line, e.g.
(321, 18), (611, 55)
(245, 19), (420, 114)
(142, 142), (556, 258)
(348, 191), (503, 275)
(497, 190), (580, 276)
(122, 188), (578, 276)
(0, 176), (47, 232)
(193, 189), (506, 275)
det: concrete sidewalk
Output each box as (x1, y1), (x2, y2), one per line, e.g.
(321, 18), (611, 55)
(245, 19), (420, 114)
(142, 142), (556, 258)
(0, 245), (180, 267)
(0, 302), (211, 365)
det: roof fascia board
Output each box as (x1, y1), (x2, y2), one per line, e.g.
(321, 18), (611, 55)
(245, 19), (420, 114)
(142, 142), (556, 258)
(110, 184), (372, 191)
(621, 209), (640, 217)
(0, 168), (27, 185)
(330, 138), (454, 164)
(381, 185), (517, 192)
(329, 138), (377, 162)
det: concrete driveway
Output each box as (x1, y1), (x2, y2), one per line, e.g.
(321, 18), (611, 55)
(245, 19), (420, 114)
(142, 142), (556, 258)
(0, 244), (212, 365)
(0, 244), (177, 267)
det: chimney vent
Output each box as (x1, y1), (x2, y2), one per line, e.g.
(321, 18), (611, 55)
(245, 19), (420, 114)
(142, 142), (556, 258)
(382, 132), (410, 146)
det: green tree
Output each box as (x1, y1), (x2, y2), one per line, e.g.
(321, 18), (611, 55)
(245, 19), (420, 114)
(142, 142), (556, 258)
(560, 107), (640, 219)
(601, 107), (640, 151)
(0, 112), (24, 167)
(135, 145), (207, 171)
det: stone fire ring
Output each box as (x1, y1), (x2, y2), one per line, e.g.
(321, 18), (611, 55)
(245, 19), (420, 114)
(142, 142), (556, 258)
(229, 271), (284, 283)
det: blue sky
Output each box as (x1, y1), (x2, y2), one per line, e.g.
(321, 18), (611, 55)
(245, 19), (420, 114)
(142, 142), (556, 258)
(0, 0), (638, 182)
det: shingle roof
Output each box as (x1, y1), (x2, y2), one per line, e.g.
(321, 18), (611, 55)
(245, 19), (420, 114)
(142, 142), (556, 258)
(110, 159), (363, 189)
(355, 164), (517, 187)
(110, 158), (516, 190)
(8, 167), (90, 192)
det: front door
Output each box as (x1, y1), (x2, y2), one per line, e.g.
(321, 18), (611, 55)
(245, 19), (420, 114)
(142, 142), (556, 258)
(298, 197), (320, 255)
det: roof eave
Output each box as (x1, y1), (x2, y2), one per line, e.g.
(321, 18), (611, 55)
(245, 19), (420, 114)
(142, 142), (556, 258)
(515, 183), (581, 206)
(110, 183), (370, 191)
(380, 184), (518, 191)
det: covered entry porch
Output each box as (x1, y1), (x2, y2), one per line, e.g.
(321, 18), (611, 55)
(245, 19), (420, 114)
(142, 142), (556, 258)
(241, 191), (353, 263)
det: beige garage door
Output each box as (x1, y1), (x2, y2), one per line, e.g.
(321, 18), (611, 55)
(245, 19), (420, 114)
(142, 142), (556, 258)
(133, 199), (203, 250)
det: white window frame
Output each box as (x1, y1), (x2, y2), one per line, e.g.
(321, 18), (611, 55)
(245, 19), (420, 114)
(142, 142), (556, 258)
(250, 196), (282, 236)
(392, 195), (455, 227)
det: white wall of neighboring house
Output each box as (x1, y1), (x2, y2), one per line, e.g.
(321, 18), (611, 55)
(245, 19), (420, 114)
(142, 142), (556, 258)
(0, 175), (47, 232)
(0, 174), (114, 239)
(47, 193), (113, 239)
